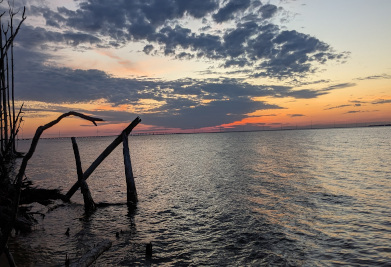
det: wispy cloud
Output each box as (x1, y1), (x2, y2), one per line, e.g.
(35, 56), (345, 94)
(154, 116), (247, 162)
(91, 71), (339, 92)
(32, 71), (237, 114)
(325, 104), (351, 110)
(372, 99), (391, 105)
(355, 73), (391, 81)
(288, 114), (305, 117)
(321, 83), (356, 91)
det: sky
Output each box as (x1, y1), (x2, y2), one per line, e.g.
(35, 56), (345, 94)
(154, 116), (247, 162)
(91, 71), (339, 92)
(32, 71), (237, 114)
(4, 0), (391, 138)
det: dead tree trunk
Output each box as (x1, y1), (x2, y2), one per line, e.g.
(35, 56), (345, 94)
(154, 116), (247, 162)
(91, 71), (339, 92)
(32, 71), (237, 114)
(10, 9), (16, 153)
(122, 132), (137, 204)
(0, 6), (26, 158)
(71, 137), (96, 212)
(64, 117), (141, 201)
(0, 17), (8, 148)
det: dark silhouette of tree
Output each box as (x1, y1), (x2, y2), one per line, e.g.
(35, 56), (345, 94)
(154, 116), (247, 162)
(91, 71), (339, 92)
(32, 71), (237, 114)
(0, 1), (26, 180)
(0, 1), (26, 262)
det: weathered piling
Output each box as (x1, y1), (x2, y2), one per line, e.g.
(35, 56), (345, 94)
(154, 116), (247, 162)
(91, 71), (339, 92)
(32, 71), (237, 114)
(146, 242), (152, 259)
(71, 137), (96, 212)
(64, 117), (141, 201)
(122, 132), (137, 204)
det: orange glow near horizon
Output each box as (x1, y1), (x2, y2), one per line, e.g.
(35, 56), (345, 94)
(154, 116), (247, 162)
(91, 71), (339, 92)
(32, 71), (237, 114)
(19, 108), (391, 139)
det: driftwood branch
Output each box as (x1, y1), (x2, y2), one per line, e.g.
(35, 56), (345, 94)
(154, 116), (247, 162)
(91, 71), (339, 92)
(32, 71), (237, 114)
(0, 112), (103, 254)
(70, 239), (112, 267)
(65, 116), (141, 201)
(15, 111), (103, 186)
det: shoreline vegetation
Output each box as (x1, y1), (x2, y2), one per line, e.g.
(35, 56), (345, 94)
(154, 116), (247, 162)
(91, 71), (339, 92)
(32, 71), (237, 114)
(0, 111), (105, 265)
(0, 2), (28, 265)
(0, 3), (139, 264)
(0, 4), (114, 264)
(1, 113), (141, 266)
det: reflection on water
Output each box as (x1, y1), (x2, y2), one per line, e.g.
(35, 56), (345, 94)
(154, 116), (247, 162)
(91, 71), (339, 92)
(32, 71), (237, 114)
(9, 127), (391, 266)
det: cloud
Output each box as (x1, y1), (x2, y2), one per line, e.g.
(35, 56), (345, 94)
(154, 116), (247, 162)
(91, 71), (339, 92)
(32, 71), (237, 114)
(372, 99), (391, 105)
(269, 82), (353, 99)
(355, 74), (391, 81)
(349, 100), (366, 104)
(143, 44), (154, 55)
(285, 89), (327, 99)
(325, 104), (351, 110)
(213, 0), (252, 23)
(19, 0), (348, 79)
(259, 4), (278, 19)
(288, 114), (305, 117)
(15, 44), (328, 105)
(17, 25), (101, 49)
(249, 28), (348, 79)
(145, 98), (282, 129)
(321, 83), (356, 91)
(14, 42), (348, 130)
(286, 83), (356, 103)
(10, 0), (353, 131)
(13, 46), (291, 129)
(325, 100), (365, 111)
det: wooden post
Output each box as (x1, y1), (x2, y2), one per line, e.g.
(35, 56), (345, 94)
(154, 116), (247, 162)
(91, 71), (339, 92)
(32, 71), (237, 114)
(64, 117), (141, 201)
(122, 132), (137, 204)
(71, 137), (96, 212)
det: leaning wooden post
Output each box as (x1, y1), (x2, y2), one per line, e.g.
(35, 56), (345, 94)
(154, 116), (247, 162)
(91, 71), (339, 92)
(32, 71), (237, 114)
(64, 116), (141, 201)
(122, 132), (138, 204)
(71, 137), (96, 212)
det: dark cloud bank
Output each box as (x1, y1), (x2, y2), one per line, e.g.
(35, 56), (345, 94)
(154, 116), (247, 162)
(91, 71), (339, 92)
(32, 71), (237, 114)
(14, 0), (351, 130)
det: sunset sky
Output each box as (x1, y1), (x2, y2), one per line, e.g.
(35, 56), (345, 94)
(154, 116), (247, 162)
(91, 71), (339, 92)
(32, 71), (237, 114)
(6, 0), (391, 137)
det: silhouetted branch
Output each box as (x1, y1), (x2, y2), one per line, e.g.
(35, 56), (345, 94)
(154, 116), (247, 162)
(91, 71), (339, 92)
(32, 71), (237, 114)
(15, 111), (103, 185)
(1, 6), (25, 55)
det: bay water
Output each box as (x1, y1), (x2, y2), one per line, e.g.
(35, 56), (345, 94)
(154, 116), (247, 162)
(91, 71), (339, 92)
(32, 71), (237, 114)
(9, 127), (391, 266)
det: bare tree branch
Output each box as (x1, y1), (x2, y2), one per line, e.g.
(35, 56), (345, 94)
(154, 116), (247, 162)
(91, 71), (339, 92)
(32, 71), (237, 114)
(1, 6), (25, 56)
